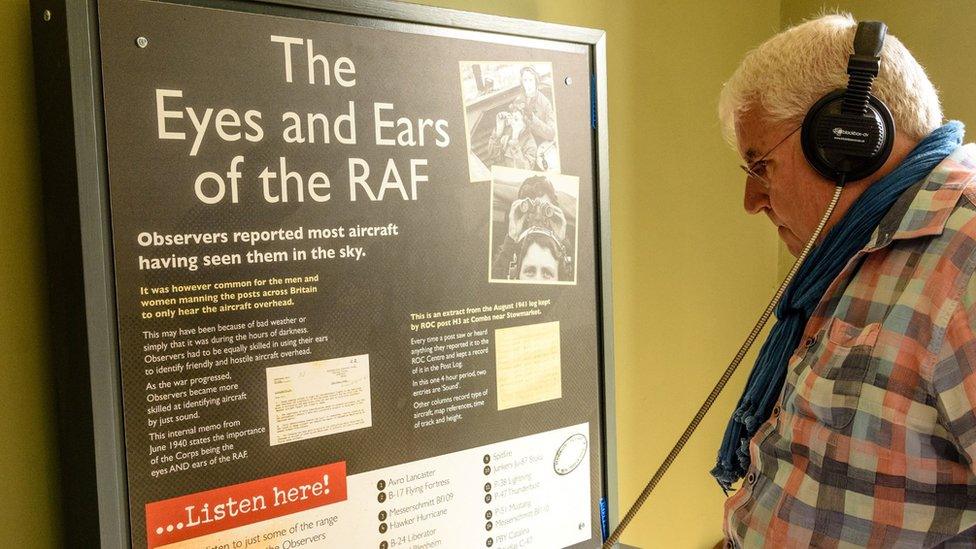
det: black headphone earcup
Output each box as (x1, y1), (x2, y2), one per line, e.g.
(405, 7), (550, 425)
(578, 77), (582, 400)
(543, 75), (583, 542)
(800, 89), (895, 183)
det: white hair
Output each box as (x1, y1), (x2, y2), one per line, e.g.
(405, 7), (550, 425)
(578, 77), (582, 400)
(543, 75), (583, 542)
(718, 13), (943, 145)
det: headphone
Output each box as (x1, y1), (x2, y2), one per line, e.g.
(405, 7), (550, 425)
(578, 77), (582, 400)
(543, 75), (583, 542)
(800, 21), (894, 184)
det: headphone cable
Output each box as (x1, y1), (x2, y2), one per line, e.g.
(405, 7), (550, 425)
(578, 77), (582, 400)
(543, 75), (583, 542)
(602, 182), (844, 548)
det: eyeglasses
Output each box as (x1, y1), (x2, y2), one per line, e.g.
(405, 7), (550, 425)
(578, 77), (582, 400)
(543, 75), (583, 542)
(739, 125), (801, 189)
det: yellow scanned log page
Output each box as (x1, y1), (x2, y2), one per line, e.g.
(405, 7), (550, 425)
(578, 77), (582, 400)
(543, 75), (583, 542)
(495, 321), (562, 410)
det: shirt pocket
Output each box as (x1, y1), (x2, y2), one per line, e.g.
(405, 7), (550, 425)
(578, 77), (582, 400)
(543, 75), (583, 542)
(791, 317), (881, 430)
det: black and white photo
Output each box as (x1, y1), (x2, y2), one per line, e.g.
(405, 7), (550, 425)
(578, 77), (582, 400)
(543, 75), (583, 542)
(460, 62), (561, 182)
(489, 166), (578, 284)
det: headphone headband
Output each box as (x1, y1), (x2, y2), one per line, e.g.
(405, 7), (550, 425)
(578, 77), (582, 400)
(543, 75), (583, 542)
(843, 21), (886, 116)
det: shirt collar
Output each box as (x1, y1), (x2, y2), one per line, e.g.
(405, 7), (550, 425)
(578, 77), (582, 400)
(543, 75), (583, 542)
(865, 143), (976, 250)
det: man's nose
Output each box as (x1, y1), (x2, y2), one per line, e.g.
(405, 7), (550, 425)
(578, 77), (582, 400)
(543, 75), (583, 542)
(743, 179), (770, 215)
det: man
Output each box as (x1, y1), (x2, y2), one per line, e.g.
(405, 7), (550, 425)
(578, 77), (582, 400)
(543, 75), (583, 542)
(717, 14), (976, 546)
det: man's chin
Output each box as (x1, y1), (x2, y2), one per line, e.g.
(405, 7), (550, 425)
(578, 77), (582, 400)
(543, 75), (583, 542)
(778, 226), (802, 257)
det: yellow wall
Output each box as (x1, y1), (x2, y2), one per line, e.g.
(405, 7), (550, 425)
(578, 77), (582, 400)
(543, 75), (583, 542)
(0, 1), (62, 547)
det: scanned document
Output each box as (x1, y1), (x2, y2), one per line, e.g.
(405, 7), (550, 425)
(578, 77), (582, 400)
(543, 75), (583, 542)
(266, 355), (372, 445)
(495, 321), (562, 410)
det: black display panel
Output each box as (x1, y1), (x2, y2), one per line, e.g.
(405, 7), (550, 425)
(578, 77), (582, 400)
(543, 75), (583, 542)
(31, 1), (613, 547)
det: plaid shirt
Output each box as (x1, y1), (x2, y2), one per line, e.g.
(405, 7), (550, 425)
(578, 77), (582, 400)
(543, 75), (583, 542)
(725, 144), (976, 548)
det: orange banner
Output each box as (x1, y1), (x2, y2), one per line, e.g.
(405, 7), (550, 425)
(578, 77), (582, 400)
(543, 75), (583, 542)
(145, 461), (347, 548)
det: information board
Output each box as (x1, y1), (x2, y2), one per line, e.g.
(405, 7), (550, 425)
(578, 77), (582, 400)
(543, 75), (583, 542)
(31, 1), (613, 547)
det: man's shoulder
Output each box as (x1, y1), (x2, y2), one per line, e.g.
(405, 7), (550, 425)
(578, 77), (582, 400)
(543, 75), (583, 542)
(898, 144), (976, 248)
(875, 148), (976, 309)
(941, 188), (976, 241)
(929, 149), (976, 248)
(884, 154), (976, 318)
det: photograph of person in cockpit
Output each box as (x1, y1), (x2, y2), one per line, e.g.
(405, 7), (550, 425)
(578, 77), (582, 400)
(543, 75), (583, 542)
(489, 166), (578, 285)
(460, 61), (561, 182)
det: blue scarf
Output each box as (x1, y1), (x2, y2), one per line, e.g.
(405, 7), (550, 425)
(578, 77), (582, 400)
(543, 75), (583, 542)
(711, 121), (965, 491)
